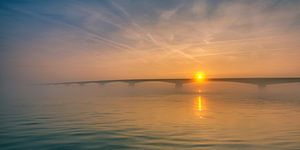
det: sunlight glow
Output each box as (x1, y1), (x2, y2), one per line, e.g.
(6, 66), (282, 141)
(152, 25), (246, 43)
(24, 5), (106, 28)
(194, 72), (206, 82)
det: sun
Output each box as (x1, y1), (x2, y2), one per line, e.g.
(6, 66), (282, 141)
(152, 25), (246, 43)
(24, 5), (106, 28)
(194, 72), (206, 82)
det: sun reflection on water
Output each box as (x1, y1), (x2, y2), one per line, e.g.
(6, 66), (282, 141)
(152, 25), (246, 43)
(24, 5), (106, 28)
(198, 96), (202, 111)
(195, 96), (205, 118)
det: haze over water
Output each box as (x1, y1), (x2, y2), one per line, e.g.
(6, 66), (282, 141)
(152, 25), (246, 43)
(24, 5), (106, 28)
(1, 0), (300, 149)
(1, 83), (300, 150)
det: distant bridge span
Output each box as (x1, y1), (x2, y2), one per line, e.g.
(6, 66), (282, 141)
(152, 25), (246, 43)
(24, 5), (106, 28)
(42, 77), (300, 89)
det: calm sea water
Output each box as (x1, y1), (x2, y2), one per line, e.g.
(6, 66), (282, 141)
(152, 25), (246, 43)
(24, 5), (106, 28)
(1, 84), (300, 150)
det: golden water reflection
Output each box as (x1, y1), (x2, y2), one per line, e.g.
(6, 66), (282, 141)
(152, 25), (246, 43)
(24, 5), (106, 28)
(195, 96), (205, 118)
(197, 96), (202, 111)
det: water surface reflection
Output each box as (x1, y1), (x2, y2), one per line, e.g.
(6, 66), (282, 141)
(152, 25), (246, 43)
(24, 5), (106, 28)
(1, 88), (300, 149)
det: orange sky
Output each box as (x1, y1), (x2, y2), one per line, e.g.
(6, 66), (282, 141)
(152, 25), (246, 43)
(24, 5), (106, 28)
(1, 0), (300, 82)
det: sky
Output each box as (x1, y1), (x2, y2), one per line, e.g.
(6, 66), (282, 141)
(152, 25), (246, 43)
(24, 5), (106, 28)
(0, 0), (300, 83)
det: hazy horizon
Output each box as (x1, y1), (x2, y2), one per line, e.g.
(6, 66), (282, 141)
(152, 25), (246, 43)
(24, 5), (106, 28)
(1, 1), (300, 150)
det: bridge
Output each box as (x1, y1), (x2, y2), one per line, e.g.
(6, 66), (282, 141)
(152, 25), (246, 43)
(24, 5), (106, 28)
(42, 77), (300, 89)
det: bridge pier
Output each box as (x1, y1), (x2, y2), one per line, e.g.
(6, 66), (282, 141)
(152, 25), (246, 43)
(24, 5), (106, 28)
(175, 82), (183, 89)
(98, 83), (106, 87)
(128, 82), (136, 88)
(257, 84), (266, 90)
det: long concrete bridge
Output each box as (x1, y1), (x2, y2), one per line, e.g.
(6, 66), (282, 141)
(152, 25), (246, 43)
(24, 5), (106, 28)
(42, 77), (300, 89)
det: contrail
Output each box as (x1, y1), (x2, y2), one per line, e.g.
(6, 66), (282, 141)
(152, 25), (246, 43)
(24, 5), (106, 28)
(110, 1), (200, 62)
(5, 4), (138, 54)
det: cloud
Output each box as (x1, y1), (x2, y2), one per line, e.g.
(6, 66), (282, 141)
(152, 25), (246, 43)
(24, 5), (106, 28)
(1, 0), (300, 81)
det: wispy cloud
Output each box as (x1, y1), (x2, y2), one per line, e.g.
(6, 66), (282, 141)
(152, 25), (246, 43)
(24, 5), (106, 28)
(1, 0), (300, 81)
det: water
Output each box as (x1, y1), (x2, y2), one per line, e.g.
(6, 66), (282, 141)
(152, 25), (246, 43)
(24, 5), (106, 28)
(1, 85), (300, 149)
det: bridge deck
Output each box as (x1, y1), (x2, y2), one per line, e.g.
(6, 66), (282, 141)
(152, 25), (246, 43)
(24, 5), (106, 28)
(43, 77), (300, 87)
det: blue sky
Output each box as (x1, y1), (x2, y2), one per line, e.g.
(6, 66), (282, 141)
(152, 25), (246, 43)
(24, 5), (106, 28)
(1, 0), (300, 82)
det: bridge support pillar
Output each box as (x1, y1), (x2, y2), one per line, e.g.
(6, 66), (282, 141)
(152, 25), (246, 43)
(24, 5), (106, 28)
(175, 83), (183, 89)
(98, 83), (106, 86)
(128, 82), (136, 88)
(257, 84), (266, 90)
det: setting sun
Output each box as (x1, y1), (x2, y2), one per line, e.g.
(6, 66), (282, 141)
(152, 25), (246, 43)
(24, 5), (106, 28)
(194, 72), (206, 82)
